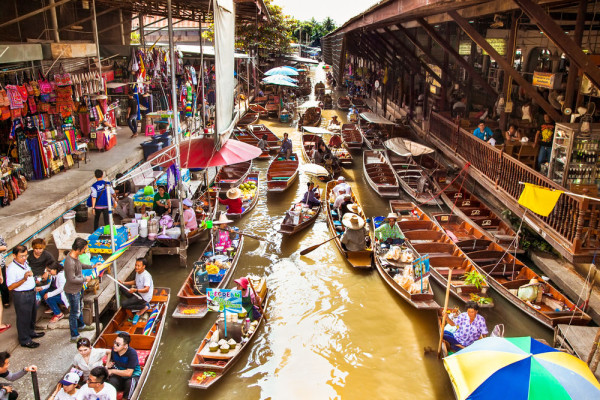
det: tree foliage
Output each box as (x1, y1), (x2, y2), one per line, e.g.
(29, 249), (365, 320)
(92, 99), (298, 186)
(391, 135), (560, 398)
(292, 17), (337, 47)
(236, 0), (296, 54)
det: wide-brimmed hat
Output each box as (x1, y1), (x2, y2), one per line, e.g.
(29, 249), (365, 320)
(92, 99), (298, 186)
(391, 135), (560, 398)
(227, 188), (242, 199)
(332, 115), (338, 119)
(386, 212), (399, 220)
(216, 213), (233, 224)
(182, 198), (193, 207)
(342, 213), (365, 230)
(347, 203), (360, 214)
(234, 277), (249, 290)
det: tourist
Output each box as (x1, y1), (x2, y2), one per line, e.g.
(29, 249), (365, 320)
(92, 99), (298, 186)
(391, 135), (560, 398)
(214, 213), (234, 249)
(340, 214), (367, 251)
(152, 186), (171, 217)
(0, 352), (37, 399)
(6, 245), (45, 348)
(90, 170), (116, 231)
(127, 93), (138, 138)
(487, 129), (505, 146)
(278, 133), (293, 160)
(180, 198), (198, 232)
(443, 301), (488, 352)
(234, 277), (261, 321)
(504, 124), (521, 142)
(64, 238), (96, 342)
(218, 188), (243, 215)
(257, 134), (270, 152)
(76, 366), (116, 400)
(73, 338), (111, 382)
(534, 113), (555, 168)
(0, 235), (10, 332)
(332, 176), (351, 197)
(114, 173), (135, 220)
(107, 332), (141, 400)
(333, 190), (348, 210)
(375, 213), (405, 245)
(473, 121), (493, 141)
(39, 262), (67, 323)
(48, 372), (80, 400)
(339, 197), (356, 219)
(27, 238), (55, 285)
(119, 258), (154, 325)
(301, 182), (321, 208)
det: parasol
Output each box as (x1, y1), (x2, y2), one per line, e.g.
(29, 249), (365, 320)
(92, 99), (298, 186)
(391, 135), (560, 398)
(301, 163), (329, 177)
(265, 66), (299, 76)
(384, 137), (435, 157)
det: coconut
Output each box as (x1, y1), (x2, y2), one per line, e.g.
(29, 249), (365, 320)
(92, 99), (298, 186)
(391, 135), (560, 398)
(227, 338), (237, 348)
(219, 344), (230, 353)
(238, 310), (247, 319)
(218, 339), (227, 346)
(208, 342), (219, 352)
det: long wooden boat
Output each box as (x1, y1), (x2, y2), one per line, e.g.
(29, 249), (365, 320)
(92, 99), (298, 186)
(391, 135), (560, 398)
(322, 93), (333, 109)
(328, 136), (353, 168)
(437, 181), (520, 251)
(325, 180), (372, 269)
(278, 198), (322, 236)
(214, 160), (252, 191)
(266, 101), (279, 117)
(390, 200), (494, 308)
(226, 172), (259, 220)
(266, 153), (300, 192)
(351, 97), (365, 107)
(359, 125), (386, 151)
(94, 287), (170, 400)
(249, 103), (268, 118)
(337, 96), (351, 111)
(314, 82), (325, 97)
(248, 124), (281, 149)
(372, 220), (439, 309)
(301, 133), (342, 179)
(363, 150), (400, 198)
(433, 213), (591, 328)
(341, 123), (363, 150)
(173, 229), (245, 318)
(188, 276), (269, 389)
(232, 128), (271, 160)
(298, 106), (321, 128)
(237, 112), (259, 128)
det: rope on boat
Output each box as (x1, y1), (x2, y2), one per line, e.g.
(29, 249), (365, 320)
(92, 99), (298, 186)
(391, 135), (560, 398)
(417, 162), (471, 206)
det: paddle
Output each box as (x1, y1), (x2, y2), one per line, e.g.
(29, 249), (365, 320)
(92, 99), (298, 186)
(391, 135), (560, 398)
(300, 233), (342, 256)
(437, 267), (455, 358)
(105, 273), (145, 300)
(219, 228), (277, 245)
(248, 279), (267, 322)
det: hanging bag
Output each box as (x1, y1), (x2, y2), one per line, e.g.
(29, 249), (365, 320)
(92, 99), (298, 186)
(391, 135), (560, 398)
(0, 88), (9, 107)
(30, 80), (40, 96)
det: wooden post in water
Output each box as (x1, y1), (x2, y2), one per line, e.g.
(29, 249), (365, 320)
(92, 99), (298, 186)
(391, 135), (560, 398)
(583, 263), (597, 312)
(437, 267), (454, 357)
(587, 327), (600, 373)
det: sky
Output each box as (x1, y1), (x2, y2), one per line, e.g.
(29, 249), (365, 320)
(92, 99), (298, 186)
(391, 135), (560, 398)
(272, 0), (381, 26)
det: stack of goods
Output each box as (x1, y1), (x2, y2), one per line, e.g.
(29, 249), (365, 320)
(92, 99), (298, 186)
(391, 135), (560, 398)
(87, 226), (129, 253)
(239, 179), (257, 201)
(286, 203), (317, 225)
(204, 257), (232, 283)
(134, 186), (155, 208)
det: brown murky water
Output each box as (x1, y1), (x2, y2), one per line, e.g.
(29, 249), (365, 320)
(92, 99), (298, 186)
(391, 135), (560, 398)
(141, 65), (551, 399)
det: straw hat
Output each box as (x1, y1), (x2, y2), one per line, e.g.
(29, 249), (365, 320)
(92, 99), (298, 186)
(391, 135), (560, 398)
(342, 213), (365, 230)
(227, 188), (242, 200)
(347, 203), (360, 214)
(386, 212), (399, 221)
(216, 213), (233, 224)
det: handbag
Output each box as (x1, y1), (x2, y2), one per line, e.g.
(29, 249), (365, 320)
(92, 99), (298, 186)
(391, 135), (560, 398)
(30, 81), (40, 96)
(0, 107), (10, 121)
(17, 85), (28, 101)
(27, 97), (37, 114)
(0, 89), (9, 107)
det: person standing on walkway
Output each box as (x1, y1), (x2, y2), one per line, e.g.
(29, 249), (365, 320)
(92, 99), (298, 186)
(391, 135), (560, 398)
(90, 170), (116, 231)
(64, 238), (96, 342)
(0, 351), (38, 399)
(127, 94), (139, 138)
(0, 235), (10, 334)
(6, 245), (45, 348)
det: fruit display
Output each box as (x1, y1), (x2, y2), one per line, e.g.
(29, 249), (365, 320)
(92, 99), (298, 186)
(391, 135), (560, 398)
(239, 180), (257, 201)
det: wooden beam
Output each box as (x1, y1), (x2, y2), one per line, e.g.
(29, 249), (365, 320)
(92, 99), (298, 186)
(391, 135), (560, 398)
(59, 7), (117, 32)
(448, 10), (562, 122)
(513, 0), (600, 90)
(363, 32), (424, 79)
(0, 0), (73, 29)
(417, 18), (497, 97)
(561, 0), (586, 110)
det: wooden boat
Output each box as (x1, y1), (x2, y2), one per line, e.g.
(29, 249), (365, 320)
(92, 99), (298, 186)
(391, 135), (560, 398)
(254, 96), (268, 106)
(225, 172), (259, 220)
(214, 160), (252, 191)
(172, 229), (245, 318)
(372, 220), (439, 309)
(188, 276), (269, 389)
(390, 200), (495, 307)
(328, 136), (353, 168)
(337, 96), (351, 111)
(363, 151), (400, 198)
(266, 153), (300, 192)
(351, 97), (365, 107)
(298, 106), (321, 128)
(433, 213), (591, 328)
(248, 124), (281, 148)
(341, 123), (363, 150)
(301, 133), (342, 179)
(278, 197), (322, 236)
(266, 101), (279, 117)
(325, 180), (372, 269)
(314, 82), (325, 97)
(237, 112), (259, 128)
(249, 103), (268, 118)
(94, 288), (170, 399)
(437, 181), (520, 251)
(233, 128), (271, 160)
(359, 125), (386, 151)
(322, 93), (333, 109)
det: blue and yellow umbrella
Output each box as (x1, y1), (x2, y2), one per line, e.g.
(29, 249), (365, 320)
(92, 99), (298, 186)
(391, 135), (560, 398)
(444, 337), (600, 400)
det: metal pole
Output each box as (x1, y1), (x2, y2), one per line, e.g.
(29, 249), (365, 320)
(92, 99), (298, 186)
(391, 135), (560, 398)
(199, 15), (206, 129)
(49, 0), (61, 42)
(31, 371), (41, 400)
(91, 0), (103, 91)
(118, 9), (125, 46)
(93, 297), (101, 337)
(106, 184), (120, 308)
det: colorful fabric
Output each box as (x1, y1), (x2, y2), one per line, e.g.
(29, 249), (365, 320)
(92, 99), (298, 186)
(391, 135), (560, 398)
(452, 312), (488, 347)
(539, 123), (555, 145)
(375, 223), (405, 241)
(518, 183), (563, 217)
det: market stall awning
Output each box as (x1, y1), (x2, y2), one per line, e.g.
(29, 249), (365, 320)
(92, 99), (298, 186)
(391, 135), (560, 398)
(359, 112), (396, 125)
(302, 126), (333, 135)
(265, 66), (299, 76)
(147, 137), (262, 168)
(385, 138), (434, 157)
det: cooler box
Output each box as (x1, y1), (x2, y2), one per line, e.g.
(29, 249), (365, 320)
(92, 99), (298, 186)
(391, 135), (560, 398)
(87, 226), (129, 253)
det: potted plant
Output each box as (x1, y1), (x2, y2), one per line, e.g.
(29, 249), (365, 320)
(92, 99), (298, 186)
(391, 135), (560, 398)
(463, 270), (486, 289)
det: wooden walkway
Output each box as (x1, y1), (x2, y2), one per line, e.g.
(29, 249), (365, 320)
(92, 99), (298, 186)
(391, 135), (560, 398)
(554, 324), (600, 381)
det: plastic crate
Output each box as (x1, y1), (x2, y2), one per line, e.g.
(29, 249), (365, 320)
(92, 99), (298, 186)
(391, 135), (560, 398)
(207, 269), (226, 283)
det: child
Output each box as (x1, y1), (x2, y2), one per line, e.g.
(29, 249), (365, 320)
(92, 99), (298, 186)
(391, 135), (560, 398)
(39, 262), (67, 323)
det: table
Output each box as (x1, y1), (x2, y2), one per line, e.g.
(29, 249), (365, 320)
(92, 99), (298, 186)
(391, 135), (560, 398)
(503, 140), (537, 157)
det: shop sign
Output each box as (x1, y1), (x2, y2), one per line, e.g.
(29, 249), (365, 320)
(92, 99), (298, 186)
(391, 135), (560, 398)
(533, 71), (562, 89)
(458, 38), (507, 56)
(206, 288), (243, 313)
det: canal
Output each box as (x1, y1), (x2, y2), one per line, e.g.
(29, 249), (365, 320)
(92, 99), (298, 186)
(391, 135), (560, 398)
(140, 64), (551, 399)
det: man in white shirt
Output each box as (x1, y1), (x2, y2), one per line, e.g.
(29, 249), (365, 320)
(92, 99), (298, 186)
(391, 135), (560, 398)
(333, 190), (349, 210)
(119, 258), (153, 325)
(6, 245), (45, 348)
(76, 366), (117, 400)
(332, 176), (351, 197)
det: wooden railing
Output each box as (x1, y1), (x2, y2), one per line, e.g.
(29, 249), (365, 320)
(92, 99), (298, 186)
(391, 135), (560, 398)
(428, 112), (598, 261)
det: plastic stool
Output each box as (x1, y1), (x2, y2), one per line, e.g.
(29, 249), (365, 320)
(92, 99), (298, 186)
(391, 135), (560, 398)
(145, 126), (155, 136)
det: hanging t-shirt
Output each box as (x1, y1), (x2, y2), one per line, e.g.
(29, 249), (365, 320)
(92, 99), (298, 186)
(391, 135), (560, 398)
(135, 270), (154, 303)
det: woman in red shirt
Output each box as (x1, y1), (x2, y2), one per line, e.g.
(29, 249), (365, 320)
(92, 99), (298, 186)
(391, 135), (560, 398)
(218, 188), (243, 214)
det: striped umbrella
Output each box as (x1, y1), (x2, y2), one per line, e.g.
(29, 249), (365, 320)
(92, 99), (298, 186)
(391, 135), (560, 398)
(444, 336), (600, 399)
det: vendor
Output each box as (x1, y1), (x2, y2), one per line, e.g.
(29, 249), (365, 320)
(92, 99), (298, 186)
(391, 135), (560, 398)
(443, 301), (488, 352)
(301, 182), (321, 208)
(234, 277), (261, 321)
(278, 133), (293, 160)
(152, 186), (171, 216)
(340, 214), (368, 251)
(214, 213), (234, 249)
(218, 188), (243, 214)
(328, 115), (341, 132)
(180, 198), (198, 232)
(375, 213), (405, 245)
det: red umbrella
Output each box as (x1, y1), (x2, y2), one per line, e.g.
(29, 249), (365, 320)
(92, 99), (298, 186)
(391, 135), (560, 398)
(147, 137), (262, 168)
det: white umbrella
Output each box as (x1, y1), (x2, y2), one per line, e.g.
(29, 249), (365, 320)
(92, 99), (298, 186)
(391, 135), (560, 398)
(302, 163), (329, 177)
(265, 67), (299, 76)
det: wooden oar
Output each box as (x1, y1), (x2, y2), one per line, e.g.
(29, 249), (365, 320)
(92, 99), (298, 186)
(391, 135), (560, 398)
(300, 234), (341, 256)
(437, 267), (454, 358)
(248, 279), (267, 322)
(219, 228), (277, 245)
